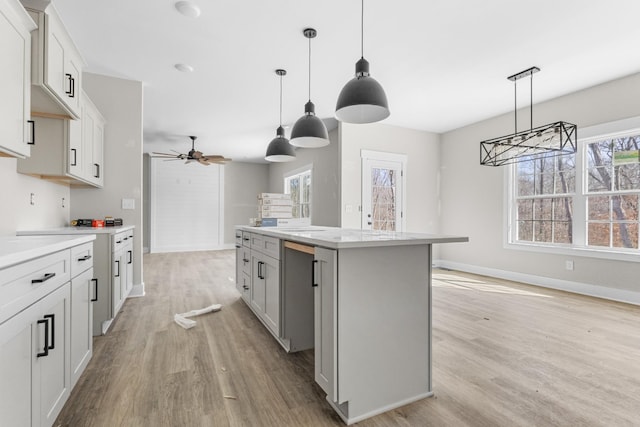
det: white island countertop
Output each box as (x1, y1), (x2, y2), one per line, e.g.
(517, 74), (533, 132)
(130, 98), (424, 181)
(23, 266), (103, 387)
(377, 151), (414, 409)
(17, 225), (135, 236)
(236, 225), (468, 249)
(0, 234), (96, 270)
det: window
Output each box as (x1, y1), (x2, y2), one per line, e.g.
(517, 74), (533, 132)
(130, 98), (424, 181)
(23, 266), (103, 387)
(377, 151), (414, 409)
(510, 123), (640, 255)
(284, 167), (311, 219)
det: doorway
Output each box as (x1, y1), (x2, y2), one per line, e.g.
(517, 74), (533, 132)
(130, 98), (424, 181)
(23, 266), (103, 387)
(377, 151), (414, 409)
(361, 150), (406, 231)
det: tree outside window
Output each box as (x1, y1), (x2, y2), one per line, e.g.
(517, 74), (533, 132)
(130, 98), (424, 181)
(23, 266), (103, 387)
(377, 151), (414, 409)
(285, 168), (311, 219)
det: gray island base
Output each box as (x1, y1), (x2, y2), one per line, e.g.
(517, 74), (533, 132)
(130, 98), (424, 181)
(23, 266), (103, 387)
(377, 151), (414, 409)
(235, 226), (468, 424)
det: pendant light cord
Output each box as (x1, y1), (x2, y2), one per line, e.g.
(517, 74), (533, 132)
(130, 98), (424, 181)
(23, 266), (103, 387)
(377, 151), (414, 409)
(308, 35), (312, 101)
(279, 73), (283, 127)
(361, 0), (364, 58)
(513, 79), (517, 135)
(530, 72), (533, 132)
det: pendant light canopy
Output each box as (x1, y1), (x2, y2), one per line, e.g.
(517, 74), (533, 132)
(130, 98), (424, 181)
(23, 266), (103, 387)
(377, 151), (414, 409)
(291, 28), (329, 148)
(335, 0), (389, 124)
(265, 69), (296, 162)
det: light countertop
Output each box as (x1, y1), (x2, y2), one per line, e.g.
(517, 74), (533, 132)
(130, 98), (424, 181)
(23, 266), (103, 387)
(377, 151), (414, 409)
(0, 234), (96, 270)
(236, 225), (468, 249)
(17, 225), (135, 236)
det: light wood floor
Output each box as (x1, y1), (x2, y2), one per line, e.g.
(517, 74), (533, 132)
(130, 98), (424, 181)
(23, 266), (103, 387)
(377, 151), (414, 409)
(55, 250), (640, 427)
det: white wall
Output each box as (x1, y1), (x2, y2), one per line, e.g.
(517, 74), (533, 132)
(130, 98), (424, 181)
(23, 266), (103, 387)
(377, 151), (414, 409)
(340, 122), (440, 233)
(267, 127), (341, 227)
(439, 72), (640, 302)
(0, 157), (70, 236)
(224, 161), (269, 244)
(70, 73), (144, 290)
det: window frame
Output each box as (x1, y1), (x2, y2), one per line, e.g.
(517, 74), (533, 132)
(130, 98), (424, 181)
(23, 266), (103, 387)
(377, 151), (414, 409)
(284, 164), (312, 220)
(505, 117), (640, 262)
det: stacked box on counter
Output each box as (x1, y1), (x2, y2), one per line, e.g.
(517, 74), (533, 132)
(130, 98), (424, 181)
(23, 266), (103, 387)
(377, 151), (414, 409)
(258, 193), (292, 226)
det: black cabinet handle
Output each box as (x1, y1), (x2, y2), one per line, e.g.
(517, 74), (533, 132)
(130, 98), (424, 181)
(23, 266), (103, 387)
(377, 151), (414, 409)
(32, 272), (55, 284)
(37, 318), (49, 357)
(257, 261), (264, 279)
(71, 148), (77, 166)
(312, 260), (318, 287)
(243, 285), (249, 290)
(44, 314), (55, 350)
(115, 260), (120, 277)
(94, 163), (100, 178)
(28, 120), (35, 145)
(243, 237), (250, 242)
(127, 250), (132, 264)
(91, 278), (98, 302)
(235, 244), (241, 249)
(65, 73), (74, 96)
(116, 240), (122, 244)
(77, 254), (92, 261)
(242, 258), (249, 263)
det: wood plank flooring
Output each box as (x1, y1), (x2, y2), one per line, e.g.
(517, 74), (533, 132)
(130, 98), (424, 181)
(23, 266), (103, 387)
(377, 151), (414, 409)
(54, 251), (640, 426)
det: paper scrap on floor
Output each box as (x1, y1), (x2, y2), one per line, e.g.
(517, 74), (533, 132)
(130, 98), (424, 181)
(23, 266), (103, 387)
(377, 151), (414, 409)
(174, 304), (222, 329)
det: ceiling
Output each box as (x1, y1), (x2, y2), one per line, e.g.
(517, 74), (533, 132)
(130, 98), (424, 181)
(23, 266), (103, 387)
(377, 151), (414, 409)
(52, 0), (640, 163)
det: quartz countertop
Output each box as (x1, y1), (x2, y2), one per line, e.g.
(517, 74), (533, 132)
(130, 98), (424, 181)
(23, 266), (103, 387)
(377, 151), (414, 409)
(17, 225), (135, 236)
(0, 234), (96, 270)
(236, 225), (468, 249)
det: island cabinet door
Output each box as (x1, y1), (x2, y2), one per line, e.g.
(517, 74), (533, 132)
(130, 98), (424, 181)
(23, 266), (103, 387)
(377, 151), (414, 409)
(313, 247), (338, 402)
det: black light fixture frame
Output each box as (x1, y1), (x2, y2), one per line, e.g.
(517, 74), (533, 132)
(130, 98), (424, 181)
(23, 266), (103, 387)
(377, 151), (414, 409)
(480, 66), (577, 166)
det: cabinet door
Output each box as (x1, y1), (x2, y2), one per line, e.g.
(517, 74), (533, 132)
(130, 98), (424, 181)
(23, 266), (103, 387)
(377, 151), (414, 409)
(314, 247), (337, 401)
(67, 113), (83, 178)
(125, 244), (133, 297)
(70, 268), (93, 387)
(112, 251), (125, 317)
(0, 301), (38, 427)
(262, 255), (280, 335)
(0, 0), (32, 158)
(33, 283), (71, 427)
(91, 121), (104, 186)
(251, 252), (266, 315)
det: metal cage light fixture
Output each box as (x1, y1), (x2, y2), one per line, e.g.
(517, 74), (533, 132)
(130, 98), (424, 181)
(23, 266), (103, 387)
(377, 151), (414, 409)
(335, 0), (390, 124)
(265, 69), (296, 162)
(290, 28), (330, 148)
(479, 66), (577, 167)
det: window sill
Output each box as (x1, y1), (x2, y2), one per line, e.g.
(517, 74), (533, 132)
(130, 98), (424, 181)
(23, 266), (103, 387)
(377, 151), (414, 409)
(505, 241), (640, 263)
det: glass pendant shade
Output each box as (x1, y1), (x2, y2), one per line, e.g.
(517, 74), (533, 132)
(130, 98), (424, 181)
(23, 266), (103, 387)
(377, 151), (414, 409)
(336, 57), (390, 124)
(265, 126), (296, 162)
(291, 101), (329, 147)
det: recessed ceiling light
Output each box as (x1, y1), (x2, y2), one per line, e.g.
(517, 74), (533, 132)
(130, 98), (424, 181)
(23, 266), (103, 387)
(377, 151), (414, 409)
(175, 63), (194, 72)
(175, 1), (201, 18)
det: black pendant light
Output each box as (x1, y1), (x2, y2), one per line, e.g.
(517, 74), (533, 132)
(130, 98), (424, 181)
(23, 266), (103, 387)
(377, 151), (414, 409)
(335, 0), (389, 124)
(290, 28), (330, 148)
(265, 69), (296, 162)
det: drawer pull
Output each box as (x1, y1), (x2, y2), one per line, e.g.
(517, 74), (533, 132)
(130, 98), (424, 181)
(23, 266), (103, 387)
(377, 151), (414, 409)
(127, 250), (132, 264)
(32, 272), (56, 284)
(243, 237), (250, 241)
(243, 258), (249, 263)
(257, 261), (265, 279)
(312, 260), (318, 287)
(77, 254), (92, 261)
(28, 120), (35, 145)
(37, 318), (50, 357)
(91, 278), (99, 302)
(116, 240), (122, 244)
(115, 260), (120, 277)
(235, 244), (241, 249)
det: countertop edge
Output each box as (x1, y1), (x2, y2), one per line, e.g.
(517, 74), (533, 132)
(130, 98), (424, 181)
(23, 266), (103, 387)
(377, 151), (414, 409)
(17, 225), (135, 235)
(1, 234), (96, 270)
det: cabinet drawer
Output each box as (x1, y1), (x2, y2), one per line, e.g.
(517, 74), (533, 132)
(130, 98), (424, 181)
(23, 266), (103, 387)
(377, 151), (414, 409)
(0, 249), (70, 324)
(241, 231), (251, 248)
(112, 230), (131, 252)
(239, 247), (251, 276)
(70, 241), (93, 277)
(251, 234), (281, 260)
(235, 231), (243, 247)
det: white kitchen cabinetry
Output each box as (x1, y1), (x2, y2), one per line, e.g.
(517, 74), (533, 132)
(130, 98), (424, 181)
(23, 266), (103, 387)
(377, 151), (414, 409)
(313, 246), (337, 401)
(22, 2), (85, 118)
(0, 235), (95, 427)
(247, 233), (280, 336)
(69, 242), (94, 387)
(112, 229), (133, 316)
(16, 91), (105, 187)
(234, 232), (251, 303)
(0, 0), (36, 158)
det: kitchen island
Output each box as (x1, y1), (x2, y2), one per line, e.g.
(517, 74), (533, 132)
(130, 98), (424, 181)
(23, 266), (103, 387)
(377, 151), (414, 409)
(235, 226), (467, 424)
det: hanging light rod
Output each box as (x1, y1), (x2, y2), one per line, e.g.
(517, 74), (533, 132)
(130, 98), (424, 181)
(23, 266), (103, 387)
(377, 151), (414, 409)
(480, 66), (577, 167)
(291, 27), (330, 148)
(265, 69), (296, 162)
(335, 0), (390, 124)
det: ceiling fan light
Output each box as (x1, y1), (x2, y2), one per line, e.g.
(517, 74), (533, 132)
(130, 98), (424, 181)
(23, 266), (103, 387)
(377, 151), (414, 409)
(291, 101), (329, 148)
(175, 1), (201, 18)
(336, 58), (390, 124)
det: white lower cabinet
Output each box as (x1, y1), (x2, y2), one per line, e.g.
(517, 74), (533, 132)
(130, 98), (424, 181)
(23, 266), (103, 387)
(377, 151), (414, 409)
(313, 247), (337, 402)
(250, 250), (280, 335)
(70, 267), (93, 387)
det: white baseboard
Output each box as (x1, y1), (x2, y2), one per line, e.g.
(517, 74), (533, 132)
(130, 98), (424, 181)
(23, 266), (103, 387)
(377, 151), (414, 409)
(128, 282), (145, 298)
(434, 260), (640, 306)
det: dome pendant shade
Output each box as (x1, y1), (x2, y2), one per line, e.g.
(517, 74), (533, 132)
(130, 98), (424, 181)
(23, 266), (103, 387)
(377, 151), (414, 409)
(265, 126), (296, 162)
(291, 101), (330, 147)
(336, 57), (390, 124)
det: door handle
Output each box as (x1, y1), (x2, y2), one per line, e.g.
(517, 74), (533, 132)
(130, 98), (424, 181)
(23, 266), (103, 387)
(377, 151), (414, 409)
(91, 278), (98, 302)
(36, 317), (49, 357)
(28, 120), (35, 145)
(77, 254), (92, 261)
(312, 260), (318, 287)
(115, 260), (120, 277)
(32, 272), (56, 284)
(44, 314), (55, 350)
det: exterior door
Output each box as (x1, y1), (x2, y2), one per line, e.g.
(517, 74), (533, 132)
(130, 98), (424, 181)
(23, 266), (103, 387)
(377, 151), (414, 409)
(362, 151), (406, 231)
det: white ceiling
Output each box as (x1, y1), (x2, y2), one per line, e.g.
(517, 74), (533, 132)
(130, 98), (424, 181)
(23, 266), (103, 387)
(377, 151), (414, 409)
(53, 0), (640, 163)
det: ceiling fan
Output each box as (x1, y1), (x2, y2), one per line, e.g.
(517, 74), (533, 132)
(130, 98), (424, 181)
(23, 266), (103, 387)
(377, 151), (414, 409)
(152, 136), (231, 165)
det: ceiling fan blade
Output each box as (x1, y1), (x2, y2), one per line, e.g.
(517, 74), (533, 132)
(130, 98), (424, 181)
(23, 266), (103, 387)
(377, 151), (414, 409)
(151, 152), (178, 157)
(197, 158), (211, 166)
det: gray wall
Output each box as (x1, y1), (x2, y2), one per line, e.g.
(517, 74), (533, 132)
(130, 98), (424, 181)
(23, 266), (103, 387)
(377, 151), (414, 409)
(71, 73), (144, 290)
(223, 161), (270, 244)
(267, 127), (341, 227)
(439, 72), (640, 302)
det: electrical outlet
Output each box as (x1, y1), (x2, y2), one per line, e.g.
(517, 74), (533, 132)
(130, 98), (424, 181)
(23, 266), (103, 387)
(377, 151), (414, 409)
(565, 260), (574, 271)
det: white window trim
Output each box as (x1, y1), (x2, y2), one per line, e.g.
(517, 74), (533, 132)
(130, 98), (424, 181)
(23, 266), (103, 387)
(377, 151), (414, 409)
(504, 117), (640, 263)
(284, 164), (313, 220)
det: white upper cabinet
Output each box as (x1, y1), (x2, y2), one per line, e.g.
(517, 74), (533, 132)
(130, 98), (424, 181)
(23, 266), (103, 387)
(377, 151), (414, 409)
(22, 1), (85, 118)
(81, 92), (105, 187)
(0, 0), (36, 158)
